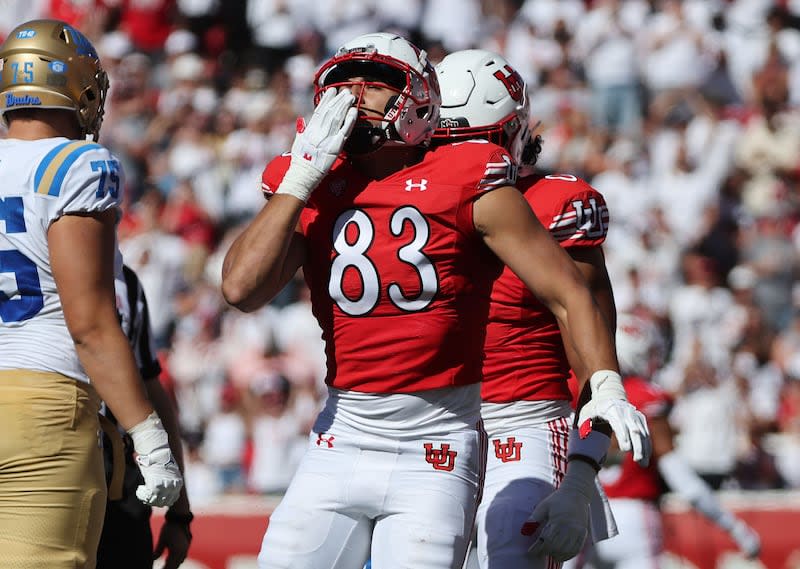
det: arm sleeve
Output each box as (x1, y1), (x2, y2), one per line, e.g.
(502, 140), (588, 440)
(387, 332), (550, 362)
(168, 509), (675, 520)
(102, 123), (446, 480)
(657, 450), (737, 531)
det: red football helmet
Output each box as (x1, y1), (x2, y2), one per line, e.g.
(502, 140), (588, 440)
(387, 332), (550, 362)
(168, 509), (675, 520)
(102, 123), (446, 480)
(616, 313), (665, 379)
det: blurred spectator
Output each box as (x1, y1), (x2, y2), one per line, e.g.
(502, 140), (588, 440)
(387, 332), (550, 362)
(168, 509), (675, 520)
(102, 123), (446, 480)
(113, 0), (177, 56)
(0, 2), (47, 42)
(48, 0), (110, 39)
(520, 0), (586, 39)
(221, 87), (294, 222)
(721, 265), (761, 352)
(182, 437), (222, 507)
(739, 210), (797, 330)
(572, 0), (644, 136)
(314, 0), (380, 57)
(246, 372), (306, 495)
(167, 279), (227, 436)
(245, 0), (305, 73)
(591, 136), (652, 246)
(670, 355), (744, 489)
(668, 250), (735, 370)
(773, 363), (800, 487)
(273, 274), (326, 390)
(481, 0), (562, 88)
(638, 0), (717, 99)
(735, 60), (800, 217)
(121, 187), (190, 345)
(161, 178), (217, 251)
(420, 0), (481, 52)
(202, 382), (247, 493)
(650, 100), (737, 247)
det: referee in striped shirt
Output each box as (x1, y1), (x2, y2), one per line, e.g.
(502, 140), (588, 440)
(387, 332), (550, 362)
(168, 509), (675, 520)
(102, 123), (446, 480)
(97, 264), (193, 569)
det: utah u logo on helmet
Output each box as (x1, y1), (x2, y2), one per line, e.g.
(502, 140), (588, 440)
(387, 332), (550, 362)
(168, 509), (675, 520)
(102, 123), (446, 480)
(0, 19), (109, 141)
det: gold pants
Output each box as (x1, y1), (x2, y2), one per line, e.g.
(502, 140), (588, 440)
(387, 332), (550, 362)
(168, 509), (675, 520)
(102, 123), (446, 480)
(0, 370), (107, 569)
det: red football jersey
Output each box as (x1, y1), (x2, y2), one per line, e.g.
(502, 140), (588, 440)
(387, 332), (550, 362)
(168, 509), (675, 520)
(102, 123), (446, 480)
(261, 140), (514, 393)
(601, 376), (672, 501)
(481, 173), (609, 402)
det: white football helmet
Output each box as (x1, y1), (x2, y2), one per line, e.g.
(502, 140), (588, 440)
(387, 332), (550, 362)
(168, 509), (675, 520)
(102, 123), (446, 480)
(314, 32), (440, 154)
(433, 49), (541, 168)
(616, 313), (665, 379)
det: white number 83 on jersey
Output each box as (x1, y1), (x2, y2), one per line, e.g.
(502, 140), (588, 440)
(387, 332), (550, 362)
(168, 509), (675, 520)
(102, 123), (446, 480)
(328, 207), (439, 316)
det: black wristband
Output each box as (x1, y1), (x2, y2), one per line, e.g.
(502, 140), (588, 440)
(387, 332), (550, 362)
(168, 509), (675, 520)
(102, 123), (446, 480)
(568, 453), (602, 473)
(165, 510), (194, 525)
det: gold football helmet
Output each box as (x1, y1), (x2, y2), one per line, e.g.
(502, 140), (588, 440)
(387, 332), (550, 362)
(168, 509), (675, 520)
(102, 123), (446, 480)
(0, 19), (109, 140)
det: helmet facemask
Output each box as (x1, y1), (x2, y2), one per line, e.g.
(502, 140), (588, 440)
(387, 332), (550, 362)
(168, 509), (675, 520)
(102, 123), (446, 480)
(314, 34), (440, 155)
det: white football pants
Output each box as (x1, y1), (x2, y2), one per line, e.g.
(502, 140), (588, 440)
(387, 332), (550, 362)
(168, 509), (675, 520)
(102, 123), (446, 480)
(474, 413), (571, 569)
(258, 387), (486, 569)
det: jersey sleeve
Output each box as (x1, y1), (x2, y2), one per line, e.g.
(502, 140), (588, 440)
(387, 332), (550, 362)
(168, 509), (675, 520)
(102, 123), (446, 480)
(35, 141), (123, 224)
(443, 140), (517, 195)
(261, 152), (292, 199)
(477, 145), (517, 193)
(531, 175), (609, 247)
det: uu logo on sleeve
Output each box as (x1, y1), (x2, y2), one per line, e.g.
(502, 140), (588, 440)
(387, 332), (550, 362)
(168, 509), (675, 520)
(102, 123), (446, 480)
(49, 61), (67, 73)
(16, 29), (36, 39)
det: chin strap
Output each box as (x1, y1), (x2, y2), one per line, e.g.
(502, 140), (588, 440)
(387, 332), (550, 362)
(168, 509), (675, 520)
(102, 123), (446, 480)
(343, 125), (388, 155)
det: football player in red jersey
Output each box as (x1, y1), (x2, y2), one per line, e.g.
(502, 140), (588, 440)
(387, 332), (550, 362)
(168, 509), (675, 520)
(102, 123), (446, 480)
(433, 49), (646, 569)
(222, 33), (649, 569)
(563, 313), (761, 568)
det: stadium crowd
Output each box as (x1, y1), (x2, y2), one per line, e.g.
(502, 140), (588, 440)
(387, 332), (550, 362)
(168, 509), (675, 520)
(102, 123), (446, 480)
(3, 0), (800, 507)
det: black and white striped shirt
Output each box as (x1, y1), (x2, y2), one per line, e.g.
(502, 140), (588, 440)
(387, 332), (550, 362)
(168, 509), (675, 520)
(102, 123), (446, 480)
(116, 264), (162, 383)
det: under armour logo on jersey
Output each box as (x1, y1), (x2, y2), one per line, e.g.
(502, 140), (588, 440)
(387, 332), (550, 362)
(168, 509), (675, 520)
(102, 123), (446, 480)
(493, 437), (523, 463)
(316, 433), (335, 448)
(424, 443), (457, 472)
(404, 178), (428, 192)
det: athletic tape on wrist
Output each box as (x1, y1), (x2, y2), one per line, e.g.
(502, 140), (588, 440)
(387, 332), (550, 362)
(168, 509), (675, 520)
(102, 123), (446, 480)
(589, 369), (626, 398)
(127, 411), (169, 456)
(276, 158), (325, 203)
(568, 428), (610, 471)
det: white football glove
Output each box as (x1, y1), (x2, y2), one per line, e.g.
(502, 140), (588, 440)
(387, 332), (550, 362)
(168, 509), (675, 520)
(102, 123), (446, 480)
(525, 460), (595, 562)
(128, 412), (183, 507)
(728, 519), (761, 559)
(277, 87), (358, 203)
(577, 370), (652, 466)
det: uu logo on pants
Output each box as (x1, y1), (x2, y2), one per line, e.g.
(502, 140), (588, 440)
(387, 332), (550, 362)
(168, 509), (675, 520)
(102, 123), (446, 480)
(424, 443), (457, 471)
(493, 437), (522, 463)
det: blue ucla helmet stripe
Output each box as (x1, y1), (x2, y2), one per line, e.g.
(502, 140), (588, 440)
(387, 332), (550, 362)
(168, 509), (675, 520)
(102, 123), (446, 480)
(35, 140), (102, 196)
(63, 24), (99, 58)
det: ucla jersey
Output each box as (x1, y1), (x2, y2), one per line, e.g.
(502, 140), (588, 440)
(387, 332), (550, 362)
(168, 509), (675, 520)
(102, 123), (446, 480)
(0, 137), (123, 382)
